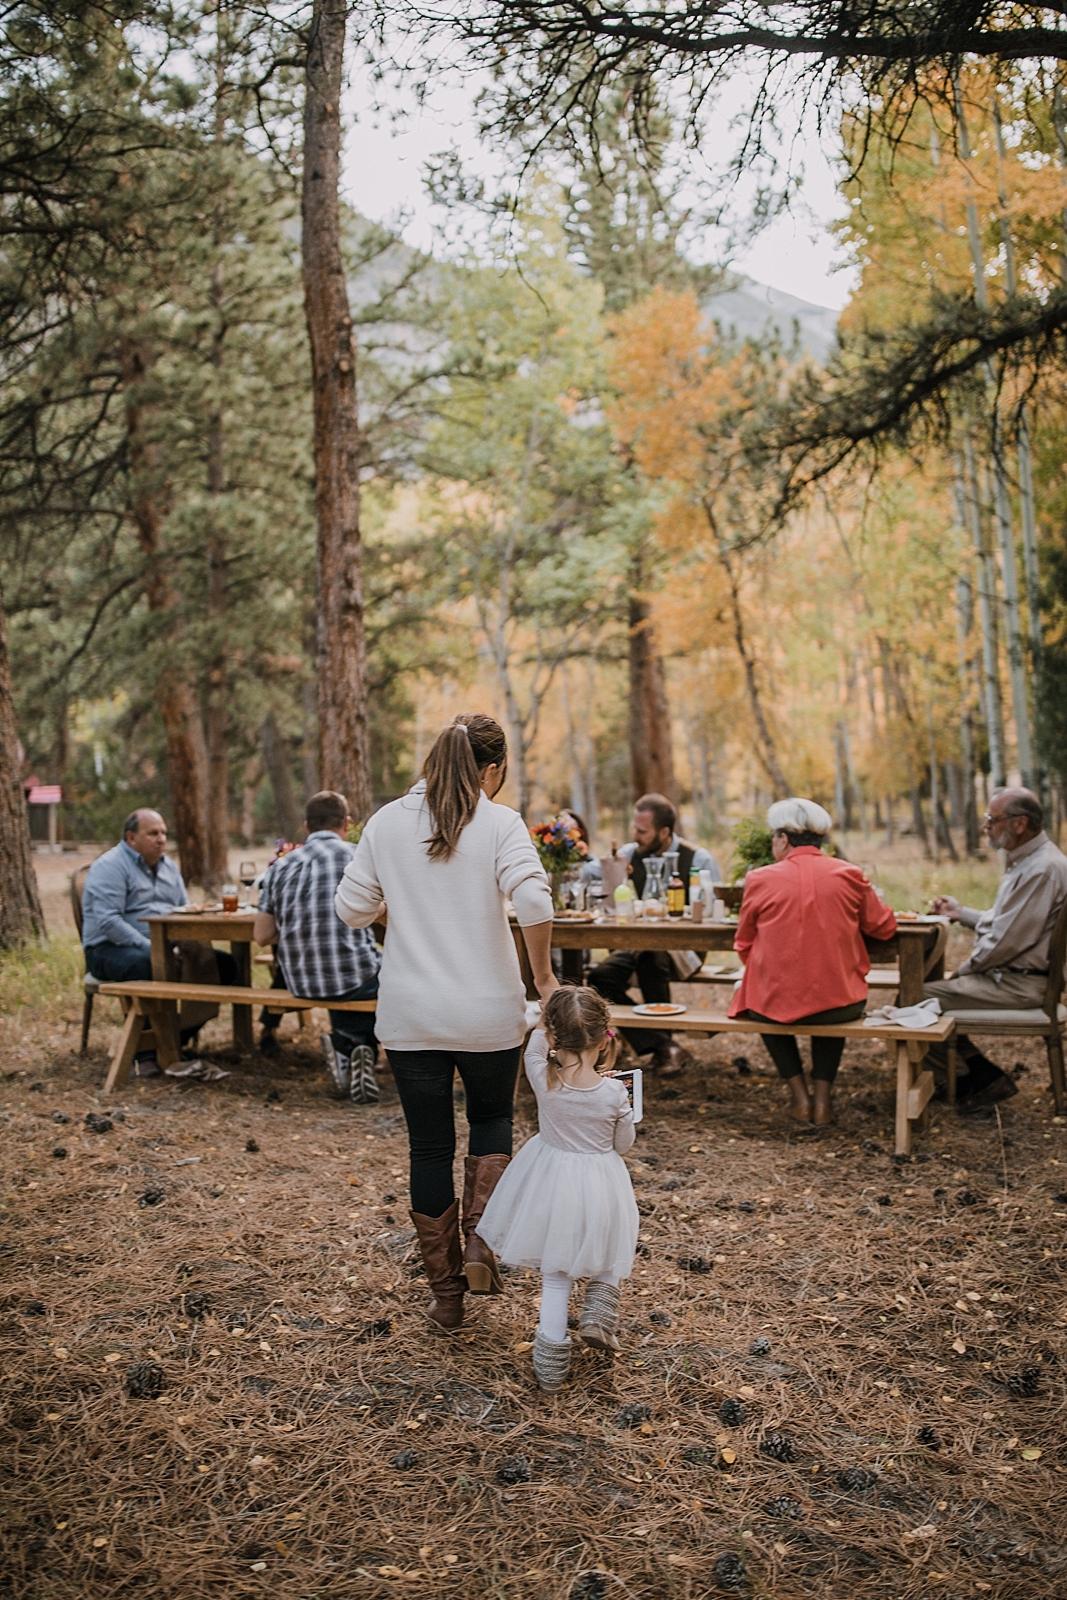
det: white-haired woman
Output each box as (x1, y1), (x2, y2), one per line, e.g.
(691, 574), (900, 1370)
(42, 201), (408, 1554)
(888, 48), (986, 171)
(728, 799), (897, 1124)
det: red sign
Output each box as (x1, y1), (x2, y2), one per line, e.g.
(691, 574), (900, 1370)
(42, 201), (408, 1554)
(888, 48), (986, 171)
(28, 785), (61, 805)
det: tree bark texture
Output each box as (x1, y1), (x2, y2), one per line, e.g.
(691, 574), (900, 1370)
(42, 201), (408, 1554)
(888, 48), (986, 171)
(0, 587), (45, 946)
(628, 592), (676, 803)
(261, 711), (302, 843)
(122, 343), (210, 886)
(301, 0), (372, 820)
(204, 256), (229, 890)
(704, 513), (790, 800)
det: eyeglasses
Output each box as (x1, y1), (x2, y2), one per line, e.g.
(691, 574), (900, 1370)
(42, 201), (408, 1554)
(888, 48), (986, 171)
(981, 811), (1015, 827)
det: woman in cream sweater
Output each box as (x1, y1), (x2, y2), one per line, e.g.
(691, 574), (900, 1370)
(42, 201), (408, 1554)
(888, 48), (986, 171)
(335, 713), (557, 1330)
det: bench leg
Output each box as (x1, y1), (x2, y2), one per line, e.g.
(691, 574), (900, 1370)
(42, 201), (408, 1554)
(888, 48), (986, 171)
(1047, 1032), (1067, 1117)
(104, 999), (146, 1095)
(894, 1041), (914, 1157)
(946, 1041), (957, 1108)
(80, 993), (93, 1055)
(144, 1001), (181, 1069)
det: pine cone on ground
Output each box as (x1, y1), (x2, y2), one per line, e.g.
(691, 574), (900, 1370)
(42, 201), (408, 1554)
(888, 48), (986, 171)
(749, 1336), (771, 1356)
(917, 1425), (941, 1449)
(713, 1551), (747, 1591)
(763, 1495), (801, 1519)
(719, 1397), (746, 1427)
(759, 1431), (797, 1462)
(1005, 1366), (1041, 1398)
(837, 1466), (876, 1490)
(125, 1361), (165, 1400)
(496, 1454), (531, 1485)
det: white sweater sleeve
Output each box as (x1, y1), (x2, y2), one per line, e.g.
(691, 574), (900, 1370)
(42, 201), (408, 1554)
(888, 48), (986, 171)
(497, 810), (553, 926)
(334, 830), (386, 929)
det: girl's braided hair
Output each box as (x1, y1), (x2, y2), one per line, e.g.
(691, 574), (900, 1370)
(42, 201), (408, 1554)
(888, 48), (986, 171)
(543, 985), (617, 1089)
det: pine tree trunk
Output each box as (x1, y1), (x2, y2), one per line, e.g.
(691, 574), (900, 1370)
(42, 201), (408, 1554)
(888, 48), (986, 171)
(261, 712), (302, 842)
(122, 343), (209, 886)
(301, 0), (371, 820)
(962, 439), (1007, 789)
(628, 592), (676, 801)
(0, 586), (45, 946)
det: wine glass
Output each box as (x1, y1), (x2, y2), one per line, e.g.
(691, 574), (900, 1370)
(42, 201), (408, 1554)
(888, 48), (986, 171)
(239, 860), (257, 888)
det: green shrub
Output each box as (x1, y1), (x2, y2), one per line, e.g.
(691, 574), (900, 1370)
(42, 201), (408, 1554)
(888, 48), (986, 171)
(728, 818), (776, 881)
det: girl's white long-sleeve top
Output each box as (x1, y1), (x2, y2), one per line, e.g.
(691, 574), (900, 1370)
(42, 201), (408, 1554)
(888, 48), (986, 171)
(334, 781), (553, 1052)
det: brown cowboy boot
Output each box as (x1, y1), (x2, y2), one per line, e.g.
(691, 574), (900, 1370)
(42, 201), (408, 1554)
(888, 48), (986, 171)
(410, 1201), (465, 1330)
(461, 1153), (509, 1294)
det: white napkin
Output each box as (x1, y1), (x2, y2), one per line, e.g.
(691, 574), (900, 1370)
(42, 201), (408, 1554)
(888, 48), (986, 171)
(164, 1059), (231, 1080)
(862, 998), (943, 1029)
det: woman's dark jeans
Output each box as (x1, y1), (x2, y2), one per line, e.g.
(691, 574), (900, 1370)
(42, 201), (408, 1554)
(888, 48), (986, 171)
(742, 1000), (867, 1084)
(387, 1047), (522, 1217)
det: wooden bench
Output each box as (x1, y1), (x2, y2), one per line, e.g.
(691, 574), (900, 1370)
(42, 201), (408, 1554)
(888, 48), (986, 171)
(609, 1005), (956, 1156)
(98, 981), (377, 1095)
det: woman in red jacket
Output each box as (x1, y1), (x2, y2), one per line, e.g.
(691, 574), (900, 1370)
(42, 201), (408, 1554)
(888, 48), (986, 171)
(729, 799), (897, 1125)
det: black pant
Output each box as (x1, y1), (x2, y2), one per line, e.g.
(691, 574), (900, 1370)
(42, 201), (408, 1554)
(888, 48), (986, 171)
(260, 963), (379, 1055)
(588, 948), (674, 1054)
(387, 1047), (521, 1217)
(743, 1001), (867, 1084)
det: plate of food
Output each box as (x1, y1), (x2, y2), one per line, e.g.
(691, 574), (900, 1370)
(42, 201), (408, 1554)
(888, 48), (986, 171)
(632, 1002), (686, 1016)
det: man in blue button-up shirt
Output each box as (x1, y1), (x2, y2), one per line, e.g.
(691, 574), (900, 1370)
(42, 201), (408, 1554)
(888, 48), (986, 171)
(82, 810), (188, 982)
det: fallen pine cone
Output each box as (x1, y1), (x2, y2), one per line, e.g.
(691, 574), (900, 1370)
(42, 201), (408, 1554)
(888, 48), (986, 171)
(125, 1361), (165, 1400)
(681, 1445), (717, 1467)
(759, 1431), (797, 1462)
(649, 1310), (672, 1327)
(719, 1397), (746, 1427)
(51, 1111), (69, 1125)
(763, 1494), (801, 1519)
(749, 1336), (771, 1357)
(84, 1112), (112, 1134)
(138, 1187), (164, 1209)
(837, 1466), (876, 1490)
(245, 1139), (259, 1153)
(956, 1189), (978, 1206)
(616, 1403), (651, 1429)
(713, 1551), (747, 1591)
(1005, 1366), (1041, 1398)
(392, 1450), (418, 1470)
(678, 1256), (712, 1274)
(917, 1425), (941, 1450)
(571, 1574), (609, 1600)
(496, 1453), (530, 1485)
(52, 1146), (67, 1159)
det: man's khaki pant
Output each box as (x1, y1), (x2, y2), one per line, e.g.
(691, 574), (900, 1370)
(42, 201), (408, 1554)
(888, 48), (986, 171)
(923, 969), (1046, 1081)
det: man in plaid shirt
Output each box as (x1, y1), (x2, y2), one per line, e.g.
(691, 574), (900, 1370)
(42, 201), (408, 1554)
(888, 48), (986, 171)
(254, 790), (381, 1103)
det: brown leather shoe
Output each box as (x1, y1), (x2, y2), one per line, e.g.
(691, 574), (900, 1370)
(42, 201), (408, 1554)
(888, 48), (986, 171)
(410, 1201), (465, 1329)
(956, 1073), (1019, 1114)
(650, 1043), (693, 1078)
(461, 1154), (509, 1294)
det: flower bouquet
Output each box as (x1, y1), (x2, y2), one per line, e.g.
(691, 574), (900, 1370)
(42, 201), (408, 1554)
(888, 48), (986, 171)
(530, 816), (589, 909)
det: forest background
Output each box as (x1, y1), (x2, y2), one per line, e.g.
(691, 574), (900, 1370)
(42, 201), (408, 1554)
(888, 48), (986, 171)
(5, 0), (1067, 934)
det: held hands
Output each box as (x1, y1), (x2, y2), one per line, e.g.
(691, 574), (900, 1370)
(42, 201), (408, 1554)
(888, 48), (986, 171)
(930, 895), (962, 920)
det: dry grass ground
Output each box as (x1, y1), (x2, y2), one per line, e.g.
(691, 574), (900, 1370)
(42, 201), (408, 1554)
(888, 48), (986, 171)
(2, 925), (1066, 1600)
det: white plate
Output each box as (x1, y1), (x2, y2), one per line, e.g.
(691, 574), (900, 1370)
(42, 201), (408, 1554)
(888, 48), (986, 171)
(632, 1002), (686, 1017)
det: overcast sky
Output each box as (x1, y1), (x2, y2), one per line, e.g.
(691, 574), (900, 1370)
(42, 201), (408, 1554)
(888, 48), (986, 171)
(341, 63), (858, 313)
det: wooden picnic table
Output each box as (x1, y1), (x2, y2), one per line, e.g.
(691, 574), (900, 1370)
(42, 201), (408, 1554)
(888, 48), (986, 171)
(146, 910), (258, 1052)
(516, 914), (946, 1006)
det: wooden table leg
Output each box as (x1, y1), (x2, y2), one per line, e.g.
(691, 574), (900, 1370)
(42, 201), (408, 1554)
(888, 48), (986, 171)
(894, 1040), (914, 1157)
(560, 947), (584, 984)
(897, 936), (926, 1008)
(230, 940), (254, 1053)
(512, 924), (538, 1000)
(104, 999), (146, 1094)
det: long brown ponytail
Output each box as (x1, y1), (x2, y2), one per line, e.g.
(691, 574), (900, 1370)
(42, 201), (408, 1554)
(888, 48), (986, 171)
(422, 713), (508, 861)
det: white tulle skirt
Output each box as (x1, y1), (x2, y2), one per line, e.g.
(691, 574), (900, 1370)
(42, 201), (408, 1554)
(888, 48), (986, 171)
(476, 1134), (639, 1281)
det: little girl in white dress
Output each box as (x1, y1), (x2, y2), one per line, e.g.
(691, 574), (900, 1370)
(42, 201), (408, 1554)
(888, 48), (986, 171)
(476, 986), (639, 1392)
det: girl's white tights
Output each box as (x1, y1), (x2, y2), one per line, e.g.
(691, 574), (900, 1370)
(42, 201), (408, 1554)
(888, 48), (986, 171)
(538, 1271), (620, 1342)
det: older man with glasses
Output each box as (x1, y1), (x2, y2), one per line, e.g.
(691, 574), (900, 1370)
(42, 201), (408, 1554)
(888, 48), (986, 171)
(926, 787), (1067, 1111)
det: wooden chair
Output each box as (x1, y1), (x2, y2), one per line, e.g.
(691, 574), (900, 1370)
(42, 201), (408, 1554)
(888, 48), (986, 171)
(937, 896), (1067, 1114)
(70, 865), (100, 1055)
